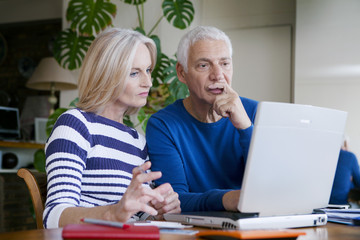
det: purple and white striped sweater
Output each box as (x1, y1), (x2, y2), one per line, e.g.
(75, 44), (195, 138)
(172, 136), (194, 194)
(43, 108), (148, 228)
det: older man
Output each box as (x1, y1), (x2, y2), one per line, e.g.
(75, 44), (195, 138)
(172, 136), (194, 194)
(146, 26), (258, 212)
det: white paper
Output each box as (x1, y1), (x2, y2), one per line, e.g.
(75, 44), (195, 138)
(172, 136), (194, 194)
(133, 221), (192, 229)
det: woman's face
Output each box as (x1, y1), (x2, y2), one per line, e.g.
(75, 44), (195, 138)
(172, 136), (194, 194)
(116, 43), (153, 110)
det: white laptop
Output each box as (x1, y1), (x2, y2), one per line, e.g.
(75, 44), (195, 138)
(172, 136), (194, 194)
(164, 101), (348, 230)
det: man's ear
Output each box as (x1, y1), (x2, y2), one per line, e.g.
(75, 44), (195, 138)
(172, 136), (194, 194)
(176, 63), (187, 84)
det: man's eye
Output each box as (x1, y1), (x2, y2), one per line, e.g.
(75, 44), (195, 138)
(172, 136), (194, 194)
(130, 71), (139, 77)
(198, 63), (208, 69)
(222, 61), (231, 68)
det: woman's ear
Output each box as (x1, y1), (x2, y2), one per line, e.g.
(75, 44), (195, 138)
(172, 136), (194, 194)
(176, 62), (187, 84)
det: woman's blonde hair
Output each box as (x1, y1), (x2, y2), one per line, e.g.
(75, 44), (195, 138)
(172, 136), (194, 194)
(77, 28), (157, 115)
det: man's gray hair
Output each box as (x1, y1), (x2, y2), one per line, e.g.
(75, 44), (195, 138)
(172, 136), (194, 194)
(177, 26), (233, 72)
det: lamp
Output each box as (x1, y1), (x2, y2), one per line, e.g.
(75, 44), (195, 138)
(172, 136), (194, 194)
(26, 57), (77, 114)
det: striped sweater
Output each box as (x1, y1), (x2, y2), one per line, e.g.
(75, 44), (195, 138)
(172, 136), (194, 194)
(43, 108), (149, 228)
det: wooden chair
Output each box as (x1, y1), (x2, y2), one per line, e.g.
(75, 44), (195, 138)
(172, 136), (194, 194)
(17, 168), (47, 229)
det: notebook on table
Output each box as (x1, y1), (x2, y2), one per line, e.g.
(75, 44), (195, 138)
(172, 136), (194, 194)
(62, 224), (160, 239)
(164, 101), (348, 230)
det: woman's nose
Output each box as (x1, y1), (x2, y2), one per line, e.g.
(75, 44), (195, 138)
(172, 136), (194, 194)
(141, 73), (153, 87)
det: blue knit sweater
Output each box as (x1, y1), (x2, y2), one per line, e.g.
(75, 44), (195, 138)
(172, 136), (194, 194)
(329, 149), (360, 204)
(43, 108), (149, 228)
(146, 98), (258, 212)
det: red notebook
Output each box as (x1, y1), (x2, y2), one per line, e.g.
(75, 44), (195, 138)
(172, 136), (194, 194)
(62, 224), (160, 240)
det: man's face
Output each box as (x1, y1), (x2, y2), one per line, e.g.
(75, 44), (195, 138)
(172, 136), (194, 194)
(178, 39), (233, 105)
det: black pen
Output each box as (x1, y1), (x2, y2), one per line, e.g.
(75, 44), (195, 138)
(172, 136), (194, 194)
(81, 218), (130, 229)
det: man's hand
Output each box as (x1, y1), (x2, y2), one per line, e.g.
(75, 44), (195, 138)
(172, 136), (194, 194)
(113, 162), (164, 222)
(150, 183), (181, 220)
(212, 83), (251, 129)
(222, 190), (241, 211)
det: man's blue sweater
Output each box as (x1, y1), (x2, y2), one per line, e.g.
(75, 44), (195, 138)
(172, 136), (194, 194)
(330, 149), (360, 204)
(146, 98), (258, 211)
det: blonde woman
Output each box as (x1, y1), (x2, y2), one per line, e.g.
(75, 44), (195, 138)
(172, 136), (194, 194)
(43, 28), (180, 228)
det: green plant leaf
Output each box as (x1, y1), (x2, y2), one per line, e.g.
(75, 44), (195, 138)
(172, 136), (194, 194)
(69, 98), (79, 108)
(67, 0), (116, 36)
(34, 149), (46, 173)
(123, 0), (147, 5)
(137, 108), (151, 133)
(141, 117), (150, 133)
(149, 35), (161, 65)
(169, 76), (189, 99)
(53, 29), (94, 70)
(162, 0), (194, 29)
(163, 58), (178, 83)
(123, 115), (135, 128)
(134, 27), (146, 35)
(46, 108), (68, 137)
(163, 57), (189, 102)
(152, 53), (170, 87)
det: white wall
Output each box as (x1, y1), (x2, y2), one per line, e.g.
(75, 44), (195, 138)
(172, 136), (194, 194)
(227, 26), (292, 102)
(295, 0), (360, 157)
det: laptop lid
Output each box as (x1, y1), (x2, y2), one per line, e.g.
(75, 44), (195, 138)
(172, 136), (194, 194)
(164, 102), (347, 229)
(238, 101), (347, 216)
(0, 106), (21, 140)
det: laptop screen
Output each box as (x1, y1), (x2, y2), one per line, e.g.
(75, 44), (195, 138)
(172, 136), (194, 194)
(0, 106), (21, 140)
(238, 102), (347, 216)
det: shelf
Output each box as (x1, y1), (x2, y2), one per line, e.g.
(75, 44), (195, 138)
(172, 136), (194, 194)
(0, 140), (44, 149)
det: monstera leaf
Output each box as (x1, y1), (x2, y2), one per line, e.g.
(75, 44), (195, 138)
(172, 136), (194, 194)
(67, 0), (116, 36)
(137, 108), (151, 133)
(149, 34), (161, 63)
(53, 29), (94, 70)
(152, 53), (170, 87)
(134, 27), (146, 35)
(163, 58), (178, 84)
(168, 74), (188, 100)
(163, 57), (189, 104)
(162, 0), (194, 29)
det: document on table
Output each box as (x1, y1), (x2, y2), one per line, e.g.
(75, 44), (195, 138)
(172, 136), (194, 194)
(133, 221), (192, 229)
(321, 208), (360, 225)
(133, 221), (198, 235)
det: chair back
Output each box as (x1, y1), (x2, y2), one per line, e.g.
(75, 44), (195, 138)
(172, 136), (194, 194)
(17, 168), (47, 229)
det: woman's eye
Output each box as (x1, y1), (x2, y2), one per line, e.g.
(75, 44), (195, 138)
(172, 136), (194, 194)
(130, 71), (139, 78)
(146, 67), (152, 74)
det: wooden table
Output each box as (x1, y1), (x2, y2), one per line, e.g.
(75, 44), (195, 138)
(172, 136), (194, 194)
(0, 223), (359, 240)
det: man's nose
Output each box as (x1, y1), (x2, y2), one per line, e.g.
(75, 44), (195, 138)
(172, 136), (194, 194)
(210, 64), (226, 82)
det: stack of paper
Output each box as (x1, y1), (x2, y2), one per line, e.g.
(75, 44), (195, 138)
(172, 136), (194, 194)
(321, 208), (360, 225)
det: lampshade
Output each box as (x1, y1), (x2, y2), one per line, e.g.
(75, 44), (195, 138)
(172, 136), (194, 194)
(26, 57), (77, 115)
(26, 57), (77, 90)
